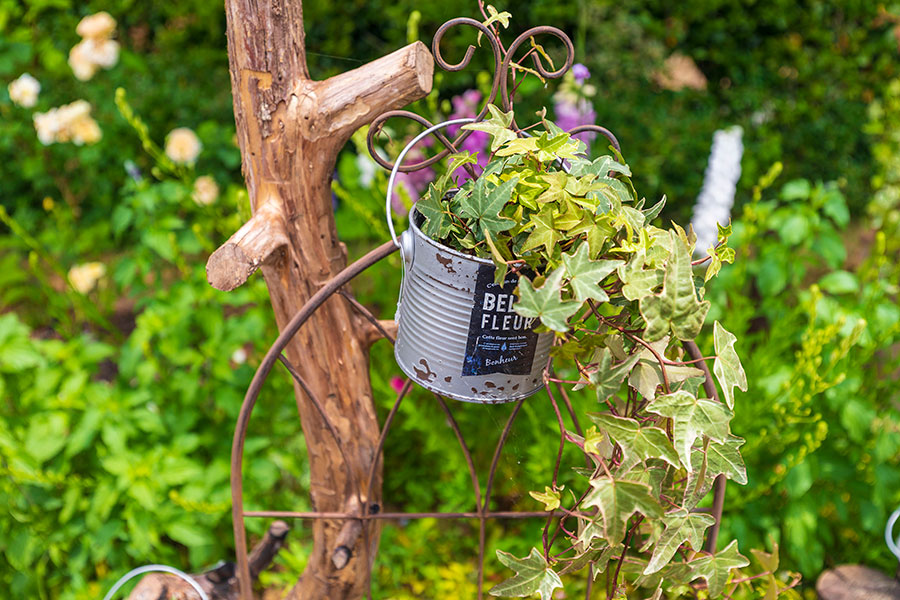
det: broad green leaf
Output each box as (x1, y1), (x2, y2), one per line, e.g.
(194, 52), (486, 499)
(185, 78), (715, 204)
(529, 486), (562, 511)
(417, 183), (453, 239)
(627, 338), (704, 400)
(618, 250), (664, 301)
(639, 231), (710, 341)
(490, 548), (563, 600)
(685, 540), (750, 597)
(581, 478), (663, 545)
(514, 267), (579, 332)
(561, 244), (623, 304)
(589, 414), (680, 473)
(496, 136), (540, 157)
(462, 105), (516, 152)
(713, 322), (747, 409)
(520, 205), (561, 255)
(646, 390), (731, 470)
(458, 175), (519, 239)
(644, 509), (715, 574)
(683, 436), (748, 509)
(589, 348), (641, 402)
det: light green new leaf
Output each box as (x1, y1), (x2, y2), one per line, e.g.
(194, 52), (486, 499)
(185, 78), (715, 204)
(459, 175), (519, 239)
(639, 231), (710, 341)
(582, 478), (663, 545)
(685, 540), (750, 597)
(561, 244), (623, 304)
(436, 151), (479, 190)
(646, 390), (732, 471)
(704, 244), (735, 282)
(627, 338), (704, 400)
(589, 413), (680, 473)
(462, 105), (516, 152)
(618, 250), (664, 301)
(644, 509), (715, 574)
(683, 436), (747, 508)
(589, 348), (641, 402)
(534, 131), (581, 162)
(642, 195), (667, 221)
(713, 322), (747, 409)
(529, 486), (562, 511)
(514, 267), (579, 332)
(583, 425), (605, 456)
(490, 548), (563, 600)
(752, 542), (781, 600)
(521, 206), (562, 255)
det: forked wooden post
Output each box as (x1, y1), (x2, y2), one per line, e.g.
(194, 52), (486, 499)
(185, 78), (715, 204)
(209, 2), (433, 598)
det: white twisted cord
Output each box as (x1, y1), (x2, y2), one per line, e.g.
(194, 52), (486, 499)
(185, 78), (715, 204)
(690, 126), (744, 257)
(102, 564), (209, 600)
(886, 506), (900, 561)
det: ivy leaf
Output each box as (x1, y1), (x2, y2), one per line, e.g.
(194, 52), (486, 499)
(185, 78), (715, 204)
(703, 244), (735, 282)
(751, 542), (781, 600)
(561, 244), (623, 304)
(462, 104), (516, 152)
(459, 175), (519, 240)
(529, 486), (563, 511)
(642, 195), (667, 221)
(490, 548), (563, 600)
(713, 322), (747, 410)
(496, 136), (540, 157)
(570, 155), (631, 178)
(589, 348), (641, 402)
(627, 338), (704, 400)
(417, 183), (453, 239)
(514, 267), (579, 332)
(589, 414), (680, 473)
(646, 390), (732, 471)
(436, 151), (479, 190)
(533, 131), (581, 162)
(639, 231), (710, 341)
(583, 425), (605, 456)
(520, 205), (562, 255)
(685, 540), (750, 597)
(581, 478), (663, 545)
(618, 250), (664, 301)
(683, 436), (748, 509)
(482, 4), (512, 30)
(644, 509), (716, 574)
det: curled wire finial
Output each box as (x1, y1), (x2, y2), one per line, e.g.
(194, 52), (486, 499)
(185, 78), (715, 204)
(498, 25), (574, 112)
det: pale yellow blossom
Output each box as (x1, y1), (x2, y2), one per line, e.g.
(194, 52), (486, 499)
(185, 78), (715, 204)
(8, 73), (40, 108)
(69, 38), (119, 81)
(192, 175), (219, 206)
(76, 12), (117, 40)
(68, 262), (106, 294)
(653, 53), (707, 92)
(33, 100), (102, 145)
(165, 127), (202, 165)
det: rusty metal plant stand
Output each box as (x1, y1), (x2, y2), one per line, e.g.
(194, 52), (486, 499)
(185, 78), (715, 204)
(229, 15), (727, 600)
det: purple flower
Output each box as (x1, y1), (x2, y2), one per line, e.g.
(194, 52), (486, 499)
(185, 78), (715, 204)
(554, 97), (597, 151)
(572, 63), (591, 84)
(447, 89), (490, 183)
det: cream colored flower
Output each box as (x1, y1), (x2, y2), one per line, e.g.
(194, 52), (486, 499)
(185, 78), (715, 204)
(68, 38), (119, 81)
(76, 12), (117, 40)
(33, 100), (102, 146)
(165, 127), (202, 165)
(192, 175), (219, 206)
(8, 73), (40, 108)
(68, 262), (106, 294)
(653, 53), (707, 92)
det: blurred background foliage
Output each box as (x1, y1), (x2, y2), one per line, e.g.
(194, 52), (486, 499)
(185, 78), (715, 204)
(1, 0), (899, 598)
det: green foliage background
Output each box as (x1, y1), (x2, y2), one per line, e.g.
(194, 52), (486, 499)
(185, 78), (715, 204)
(1, 1), (899, 598)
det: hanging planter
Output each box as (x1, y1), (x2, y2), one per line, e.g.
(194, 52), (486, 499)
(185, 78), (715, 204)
(386, 119), (553, 403)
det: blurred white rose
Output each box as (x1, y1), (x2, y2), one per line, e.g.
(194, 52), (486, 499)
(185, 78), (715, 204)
(8, 73), (40, 108)
(68, 262), (106, 294)
(76, 12), (117, 40)
(165, 127), (202, 165)
(33, 100), (102, 145)
(68, 38), (119, 81)
(192, 175), (219, 206)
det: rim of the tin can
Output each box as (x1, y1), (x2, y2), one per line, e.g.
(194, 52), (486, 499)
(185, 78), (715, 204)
(406, 206), (499, 267)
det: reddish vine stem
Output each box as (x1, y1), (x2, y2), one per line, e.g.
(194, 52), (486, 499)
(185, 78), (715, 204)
(609, 516), (644, 598)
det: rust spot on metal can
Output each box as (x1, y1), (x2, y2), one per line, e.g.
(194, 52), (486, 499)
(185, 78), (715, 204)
(413, 358), (436, 382)
(435, 253), (457, 273)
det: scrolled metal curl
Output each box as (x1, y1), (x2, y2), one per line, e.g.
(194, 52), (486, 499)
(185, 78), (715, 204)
(367, 15), (619, 176)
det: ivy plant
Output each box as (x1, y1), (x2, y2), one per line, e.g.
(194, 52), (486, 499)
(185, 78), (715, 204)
(415, 107), (797, 598)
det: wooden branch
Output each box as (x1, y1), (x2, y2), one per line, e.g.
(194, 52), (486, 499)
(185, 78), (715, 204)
(127, 521), (289, 600)
(207, 202), (289, 291)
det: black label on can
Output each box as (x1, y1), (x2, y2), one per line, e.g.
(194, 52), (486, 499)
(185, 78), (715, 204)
(462, 265), (539, 377)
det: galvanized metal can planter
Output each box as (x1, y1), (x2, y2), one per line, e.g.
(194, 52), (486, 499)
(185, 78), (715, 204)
(385, 119), (552, 403)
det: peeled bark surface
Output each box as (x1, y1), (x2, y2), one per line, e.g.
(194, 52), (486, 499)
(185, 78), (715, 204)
(213, 2), (433, 598)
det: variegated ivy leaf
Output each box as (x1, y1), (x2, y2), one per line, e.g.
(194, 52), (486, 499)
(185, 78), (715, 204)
(704, 244), (735, 282)
(627, 338), (704, 400)
(514, 267), (579, 332)
(589, 347), (641, 402)
(646, 390), (732, 471)
(582, 425), (605, 456)
(751, 542), (781, 600)
(569, 154), (631, 178)
(685, 540), (750, 598)
(416, 183), (454, 240)
(683, 435), (748, 509)
(713, 321), (747, 409)
(458, 175), (518, 240)
(640, 231), (710, 341)
(561, 243), (623, 304)
(529, 485), (562, 511)
(642, 195), (667, 221)
(462, 104), (516, 152)
(435, 151), (479, 191)
(618, 249), (664, 301)
(644, 509), (716, 574)
(496, 131), (581, 163)
(558, 544), (621, 576)
(589, 413), (680, 473)
(581, 477), (663, 545)
(490, 548), (563, 600)
(520, 205), (561, 255)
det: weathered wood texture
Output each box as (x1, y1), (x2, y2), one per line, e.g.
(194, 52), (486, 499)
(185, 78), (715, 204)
(817, 565), (900, 600)
(214, 1), (433, 599)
